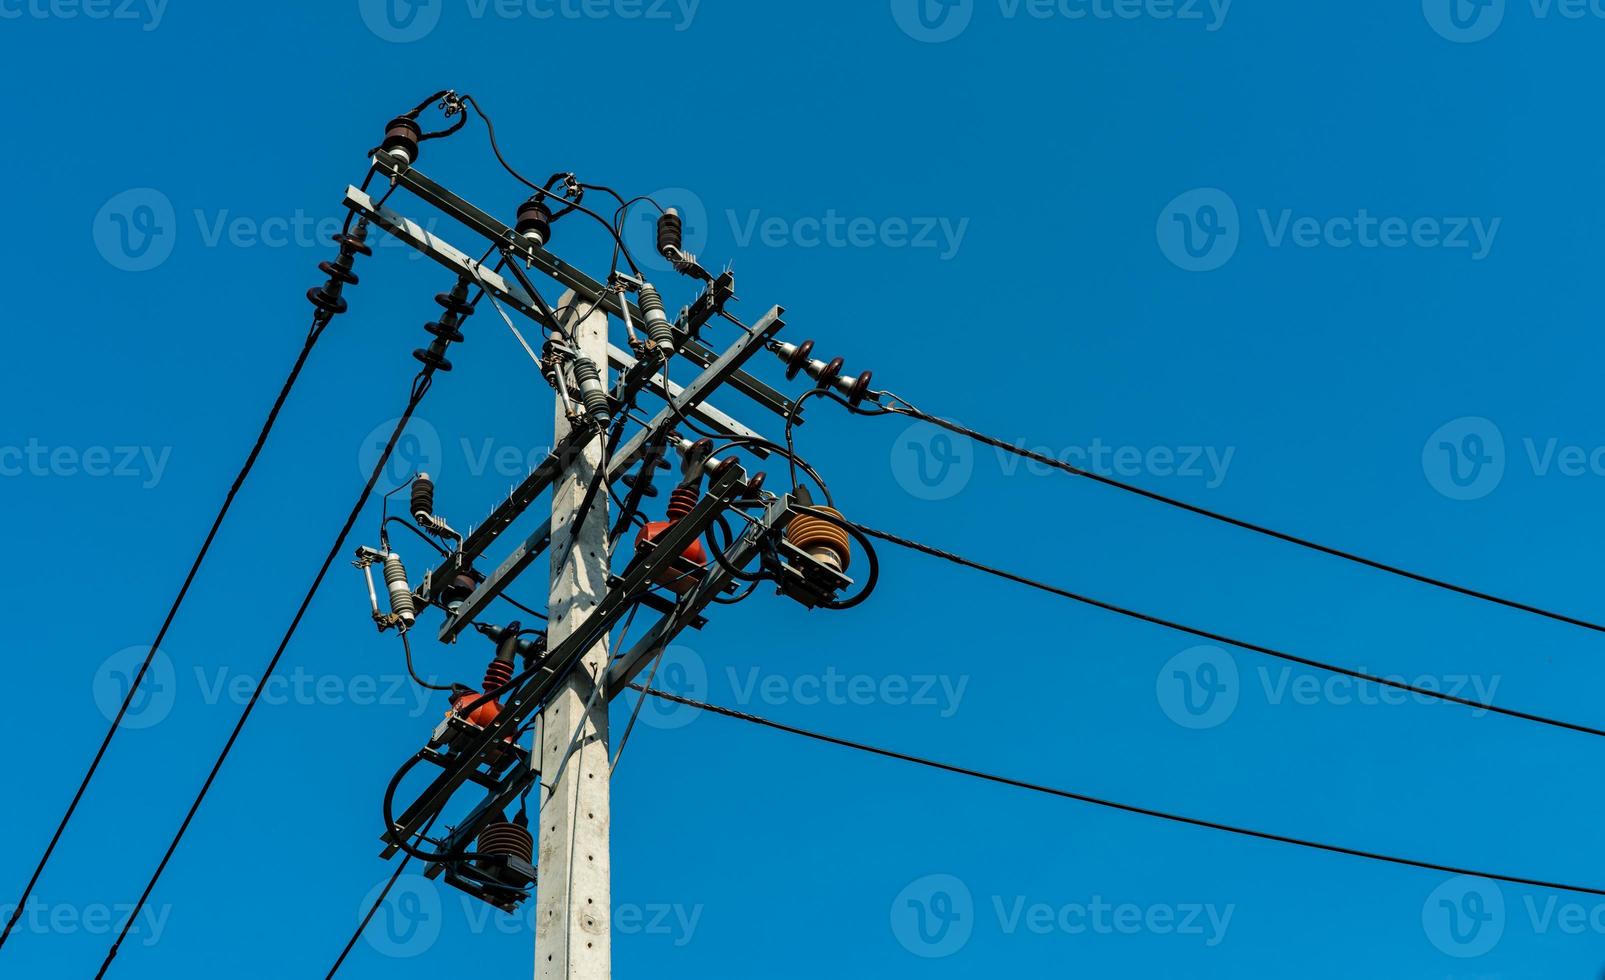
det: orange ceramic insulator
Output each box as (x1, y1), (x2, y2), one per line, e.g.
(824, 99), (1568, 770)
(451, 689), (502, 728)
(786, 509), (851, 573)
(634, 484), (709, 595)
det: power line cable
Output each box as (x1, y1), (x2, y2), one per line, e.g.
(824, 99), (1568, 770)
(325, 811), (441, 979)
(633, 686), (1605, 899)
(95, 364), (448, 977)
(886, 403), (1605, 636)
(0, 233), (373, 950)
(852, 521), (1605, 742)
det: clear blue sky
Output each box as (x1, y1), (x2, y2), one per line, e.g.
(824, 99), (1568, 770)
(4, 0), (1604, 976)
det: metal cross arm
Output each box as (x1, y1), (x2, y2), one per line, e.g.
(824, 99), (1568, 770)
(381, 464), (748, 851)
(435, 312), (784, 642)
(344, 185), (763, 444)
(365, 157), (802, 423)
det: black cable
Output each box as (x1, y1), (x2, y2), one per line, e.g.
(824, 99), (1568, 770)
(325, 810), (441, 979)
(384, 516), (448, 557)
(853, 520), (1605, 742)
(95, 369), (443, 977)
(0, 305), (337, 953)
(399, 631), (454, 693)
(889, 403), (1605, 636)
(461, 95), (643, 275)
(660, 373), (835, 506)
(497, 593), (549, 622)
(635, 686), (1605, 898)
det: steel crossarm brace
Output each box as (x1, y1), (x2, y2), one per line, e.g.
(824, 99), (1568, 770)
(435, 315), (782, 642)
(421, 427), (596, 602)
(367, 158), (801, 423)
(605, 495), (791, 697)
(382, 465), (745, 851)
(343, 186), (761, 445)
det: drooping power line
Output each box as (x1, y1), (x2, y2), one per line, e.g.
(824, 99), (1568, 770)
(887, 403), (1605, 636)
(848, 519), (1605, 741)
(634, 686), (1605, 898)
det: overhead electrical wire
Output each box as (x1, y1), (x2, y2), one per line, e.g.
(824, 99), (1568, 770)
(95, 343), (461, 977)
(324, 811), (442, 979)
(881, 400), (1605, 636)
(633, 686), (1605, 898)
(850, 521), (1605, 741)
(0, 182), (387, 952)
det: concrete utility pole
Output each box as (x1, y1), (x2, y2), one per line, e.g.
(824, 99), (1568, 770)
(536, 295), (612, 980)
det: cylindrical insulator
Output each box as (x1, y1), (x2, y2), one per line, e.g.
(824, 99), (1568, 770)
(383, 553), (416, 627)
(657, 209), (683, 256)
(777, 340), (815, 380)
(786, 509), (852, 573)
(571, 356), (611, 426)
(637, 284), (676, 356)
(443, 572), (477, 615)
(410, 473), (435, 525)
(381, 116), (423, 166)
(483, 658), (515, 695)
(666, 485), (700, 523)
(515, 197), (553, 247)
(477, 819), (535, 865)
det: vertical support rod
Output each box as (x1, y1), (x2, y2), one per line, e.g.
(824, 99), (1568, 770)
(535, 292), (612, 980)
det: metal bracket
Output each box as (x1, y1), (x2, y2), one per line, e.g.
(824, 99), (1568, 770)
(434, 310), (785, 642)
(364, 159), (802, 423)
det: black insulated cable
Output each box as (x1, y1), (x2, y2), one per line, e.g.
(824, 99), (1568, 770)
(636, 686), (1605, 899)
(887, 403), (1605, 636)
